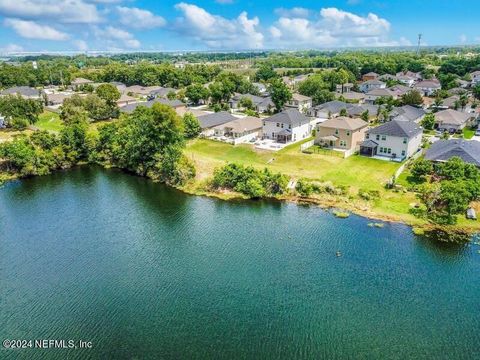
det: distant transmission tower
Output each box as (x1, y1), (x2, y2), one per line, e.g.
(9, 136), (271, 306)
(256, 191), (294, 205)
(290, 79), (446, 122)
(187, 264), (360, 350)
(416, 34), (422, 55)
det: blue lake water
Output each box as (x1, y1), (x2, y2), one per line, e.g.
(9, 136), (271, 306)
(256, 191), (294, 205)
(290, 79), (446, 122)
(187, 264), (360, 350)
(1, 166), (479, 359)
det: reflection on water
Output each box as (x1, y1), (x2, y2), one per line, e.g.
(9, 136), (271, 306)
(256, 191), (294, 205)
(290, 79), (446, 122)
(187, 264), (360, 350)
(1, 166), (479, 360)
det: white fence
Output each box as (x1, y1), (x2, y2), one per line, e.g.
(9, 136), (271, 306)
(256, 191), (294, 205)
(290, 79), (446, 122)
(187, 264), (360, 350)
(300, 140), (315, 152)
(393, 149), (424, 180)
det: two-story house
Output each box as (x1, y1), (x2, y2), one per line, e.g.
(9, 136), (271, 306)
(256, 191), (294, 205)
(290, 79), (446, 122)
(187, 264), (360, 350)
(316, 116), (368, 157)
(359, 79), (386, 93)
(286, 93), (312, 113)
(360, 120), (423, 161)
(262, 109), (311, 144)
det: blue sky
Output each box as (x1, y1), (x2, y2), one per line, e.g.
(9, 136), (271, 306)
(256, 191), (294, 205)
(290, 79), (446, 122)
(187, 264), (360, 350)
(0, 0), (478, 53)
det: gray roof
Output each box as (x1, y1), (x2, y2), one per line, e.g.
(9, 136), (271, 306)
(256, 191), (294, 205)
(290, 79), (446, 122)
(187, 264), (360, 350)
(120, 98), (185, 113)
(150, 87), (176, 98)
(360, 139), (379, 148)
(197, 111), (237, 129)
(313, 100), (349, 114)
(425, 139), (480, 166)
(390, 105), (425, 122)
(264, 108), (309, 127)
(0, 86), (40, 97)
(368, 120), (423, 138)
(231, 93), (265, 105)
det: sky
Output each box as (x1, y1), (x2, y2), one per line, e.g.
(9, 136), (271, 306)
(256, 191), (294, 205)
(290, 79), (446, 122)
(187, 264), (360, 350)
(0, 0), (478, 53)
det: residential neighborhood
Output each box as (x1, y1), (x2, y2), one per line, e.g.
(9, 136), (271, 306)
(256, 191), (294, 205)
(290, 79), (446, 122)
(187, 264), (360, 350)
(2, 1), (480, 358)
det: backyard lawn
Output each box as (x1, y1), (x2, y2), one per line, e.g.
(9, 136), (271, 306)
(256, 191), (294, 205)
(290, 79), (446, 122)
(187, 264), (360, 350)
(186, 138), (401, 191)
(36, 111), (64, 132)
(185, 138), (420, 222)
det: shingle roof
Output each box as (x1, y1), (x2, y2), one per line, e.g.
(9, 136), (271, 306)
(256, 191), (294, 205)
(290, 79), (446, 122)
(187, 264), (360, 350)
(197, 111), (237, 129)
(319, 116), (368, 131)
(119, 98), (185, 113)
(391, 105), (425, 121)
(434, 109), (472, 125)
(314, 100), (349, 114)
(263, 108), (309, 127)
(368, 120), (423, 138)
(425, 139), (480, 166)
(414, 80), (441, 89)
(214, 116), (262, 133)
(291, 93), (311, 102)
(0, 86), (40, 97)
(362, 79), (385, 85)
(366, 88), (395, 97)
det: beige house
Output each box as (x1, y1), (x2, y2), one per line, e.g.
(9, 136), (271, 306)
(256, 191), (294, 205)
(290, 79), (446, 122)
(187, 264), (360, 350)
(316, 116), (368, 157)
(212, 116), (263, 145)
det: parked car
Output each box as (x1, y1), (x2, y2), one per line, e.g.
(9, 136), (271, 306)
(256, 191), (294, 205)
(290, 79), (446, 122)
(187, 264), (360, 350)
(475, 127), (480, 136)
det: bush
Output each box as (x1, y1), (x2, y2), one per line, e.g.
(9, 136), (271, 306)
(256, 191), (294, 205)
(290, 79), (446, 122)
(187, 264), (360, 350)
(212, 163), (288, 198)
(296, 179), (314, 196)
(358, 189), (380, 201)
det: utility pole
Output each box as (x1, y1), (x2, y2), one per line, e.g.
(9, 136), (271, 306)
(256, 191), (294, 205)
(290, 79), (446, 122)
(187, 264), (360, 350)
(416, 34), (422, 55)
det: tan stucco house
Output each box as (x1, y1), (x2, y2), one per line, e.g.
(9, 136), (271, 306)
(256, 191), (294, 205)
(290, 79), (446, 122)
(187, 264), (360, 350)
(315, 116), (368, 157)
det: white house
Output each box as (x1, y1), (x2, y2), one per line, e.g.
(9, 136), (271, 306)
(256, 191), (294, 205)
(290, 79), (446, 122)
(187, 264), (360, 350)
(262, 109), (311, 144)
(359, 79), (386, 93)
(471, 71), (480, 86)
(360, 120), (423, 161)
(413, 80), (441, 96)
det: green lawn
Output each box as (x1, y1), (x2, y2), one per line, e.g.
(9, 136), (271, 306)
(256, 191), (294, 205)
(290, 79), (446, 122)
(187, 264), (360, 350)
(36, 111), (64, 132)
(186, 138), (400, 190)
(185, 138), (420, 222)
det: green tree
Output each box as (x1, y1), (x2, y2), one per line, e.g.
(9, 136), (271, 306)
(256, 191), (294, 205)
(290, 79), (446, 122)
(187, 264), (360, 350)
(401, 90), (423, 106)
(185, 83), (209, 105)
(421, 113), (435, 130)
(410, 158), (433, 180)
(239, 96), (255, 110)
(183, 112), (201, 139)
(268, 78), (292, 112)
(255, 65), (278, 82)
(361, 110), (369, 122)
(0, 94), (43, 128)
(473, 84), (480, 100)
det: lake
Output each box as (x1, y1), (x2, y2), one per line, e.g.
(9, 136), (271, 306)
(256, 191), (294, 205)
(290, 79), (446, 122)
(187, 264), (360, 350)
(1, 166), (479, 359)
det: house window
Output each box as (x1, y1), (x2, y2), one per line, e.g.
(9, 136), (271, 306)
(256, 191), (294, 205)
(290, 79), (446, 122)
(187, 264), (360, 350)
(276, 123), (280, 127)
(289, 124), (291, 129)
(263, 121), (265, 126)
(381, 135), (386, 141)
(387, 148), (391, 154)
(281, 123), (284, 128)
(401, 150), (406, 156)
(335, 129), (339, 135)
(346, 131), (350, 136)
(403, 137), (407, 144)
(366, 134), (370, 139)
(379, 147), (383, 153)
(340, 140), (346, 147)
(376, 135), (380, 141)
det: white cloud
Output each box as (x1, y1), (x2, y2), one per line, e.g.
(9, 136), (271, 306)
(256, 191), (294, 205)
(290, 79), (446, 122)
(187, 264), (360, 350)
(274, 7), (310, 18)
(215, 0), (234, 4)
(0, 0), (101, 24)
(94, 26), (141, 49)
(117, 6), (166, 29)
(269, 7), (407, 48)
(459, 34), (467, 44)
(174, 2), (263, 49)
(0, 43), (24, 53)
(73, 39), (88, 51)
(4, 18), (69, 40)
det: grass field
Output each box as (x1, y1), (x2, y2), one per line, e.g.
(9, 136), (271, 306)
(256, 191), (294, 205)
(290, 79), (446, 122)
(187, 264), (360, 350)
(36, 111), (64, 132)
(185, 138), (422, 223)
